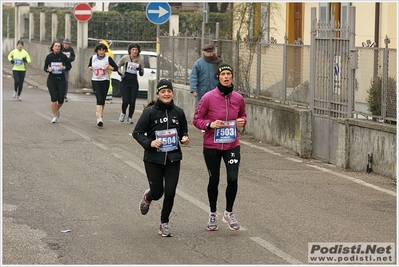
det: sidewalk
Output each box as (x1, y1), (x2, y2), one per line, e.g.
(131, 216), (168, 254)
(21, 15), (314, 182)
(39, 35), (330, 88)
(2, 55), (92, 94)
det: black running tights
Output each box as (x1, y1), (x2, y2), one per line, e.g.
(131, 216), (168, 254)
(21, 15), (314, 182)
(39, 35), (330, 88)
(120, 80), (139, 118)
(13, 70), (26, 96)
(144, 160), (180, 224)
(203, 146), (241, 213)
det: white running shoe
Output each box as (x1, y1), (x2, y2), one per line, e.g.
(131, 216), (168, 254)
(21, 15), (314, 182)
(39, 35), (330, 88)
(97, 117), (103, 127)
(119, 113), (125, 122)
(223, 211), (240, 230)
(51, 117), (57, 123)
(128, 117), (134, 124)
(158, 223), (173, 237)
(207, 212), (218, 231)
(12, 91), (16, 98)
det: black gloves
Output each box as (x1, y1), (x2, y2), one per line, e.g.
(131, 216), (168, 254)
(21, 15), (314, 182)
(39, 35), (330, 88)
(23, 57), (27, 63)
(137, 65), (144, 76)
(10, 60), (15, 64)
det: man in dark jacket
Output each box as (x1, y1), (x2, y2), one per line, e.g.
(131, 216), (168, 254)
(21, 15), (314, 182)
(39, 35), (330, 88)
(61, 38), (76, 102)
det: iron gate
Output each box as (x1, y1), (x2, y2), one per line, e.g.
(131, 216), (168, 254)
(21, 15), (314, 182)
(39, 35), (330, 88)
(310, 7), (357, 164)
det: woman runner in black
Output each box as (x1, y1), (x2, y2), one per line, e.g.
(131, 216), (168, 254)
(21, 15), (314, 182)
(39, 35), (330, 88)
(133, 79), (190, 237)
(44, 41), (71, 123)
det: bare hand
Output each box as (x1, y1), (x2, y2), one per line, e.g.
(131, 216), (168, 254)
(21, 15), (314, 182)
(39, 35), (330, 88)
(236, 118), (245, 128)
(151, 139), (163, 149)
(181, 136), (190, 145)
(211, 120), (224, 129)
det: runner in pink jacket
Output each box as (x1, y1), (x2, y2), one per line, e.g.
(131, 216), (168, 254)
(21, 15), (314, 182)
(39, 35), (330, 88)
(193, 63), (247, 232)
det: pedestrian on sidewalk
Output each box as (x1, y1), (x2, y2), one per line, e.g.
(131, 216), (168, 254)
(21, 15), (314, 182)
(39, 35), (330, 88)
(193, 63), (247, 231)
(116, 43), (145, 124)
(61, 38), (76, 102)
(44, 41), (71, 123)
(133, 79), (190, 237)
(7, 40), (32, 101)
(88, 42), (118, 127)
(190, 44), (222, 103)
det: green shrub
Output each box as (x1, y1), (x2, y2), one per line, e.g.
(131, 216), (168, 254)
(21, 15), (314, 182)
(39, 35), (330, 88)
(2, 6), (15, 38)
(366, 76), (397, 116)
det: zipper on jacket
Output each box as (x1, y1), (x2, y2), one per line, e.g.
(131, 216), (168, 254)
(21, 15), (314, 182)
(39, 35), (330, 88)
(222, 96), (229, 150)
(163, 109), (169, 165)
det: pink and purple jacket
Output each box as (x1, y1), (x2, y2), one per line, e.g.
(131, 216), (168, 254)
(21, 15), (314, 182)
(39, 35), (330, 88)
(193, 87), (247, 150)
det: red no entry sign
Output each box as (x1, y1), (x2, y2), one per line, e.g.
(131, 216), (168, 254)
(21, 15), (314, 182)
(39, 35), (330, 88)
(74, 3), (93, 22)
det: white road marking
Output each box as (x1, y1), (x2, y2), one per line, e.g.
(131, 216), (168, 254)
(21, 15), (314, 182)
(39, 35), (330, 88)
(285, 157), (303, 163)
(250, 237), (303, 264)
(308, 165), (396, 197)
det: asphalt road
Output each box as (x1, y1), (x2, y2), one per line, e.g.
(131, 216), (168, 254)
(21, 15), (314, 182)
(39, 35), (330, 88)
(2, 66), (397, 266)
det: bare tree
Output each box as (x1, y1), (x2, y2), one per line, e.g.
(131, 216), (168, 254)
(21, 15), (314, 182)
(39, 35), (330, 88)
(227, 3), (282, 95)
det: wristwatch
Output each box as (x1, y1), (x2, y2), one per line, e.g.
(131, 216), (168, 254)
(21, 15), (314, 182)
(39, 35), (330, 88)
(206, 122), (212, 130)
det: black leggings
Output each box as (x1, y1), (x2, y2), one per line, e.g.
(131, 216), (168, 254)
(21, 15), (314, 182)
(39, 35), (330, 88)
(13, 70), (26, 96)
(144, 160), (181, 223)
(120, 80), (139, 118)
(47, 77), (66, 103)
(92, 80), (110, 105)
(203, 146), (241, 213)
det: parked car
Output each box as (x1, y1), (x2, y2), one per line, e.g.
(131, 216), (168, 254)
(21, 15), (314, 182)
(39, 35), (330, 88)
(111, 50), (191, 98)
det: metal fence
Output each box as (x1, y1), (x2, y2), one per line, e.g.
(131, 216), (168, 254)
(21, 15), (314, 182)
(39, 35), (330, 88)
(354, 44), (397, 122)
(3, 4), (396, 124)
(159, 34), (396, 123)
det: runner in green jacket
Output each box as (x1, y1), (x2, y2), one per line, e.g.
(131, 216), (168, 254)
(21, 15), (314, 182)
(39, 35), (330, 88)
(7, 40), (32, 101)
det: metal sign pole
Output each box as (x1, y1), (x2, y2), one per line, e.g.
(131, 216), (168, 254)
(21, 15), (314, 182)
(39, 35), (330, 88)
(81, 22), (84, 87)
(146, 2), (171, 85)
(156, 25), (160, 83)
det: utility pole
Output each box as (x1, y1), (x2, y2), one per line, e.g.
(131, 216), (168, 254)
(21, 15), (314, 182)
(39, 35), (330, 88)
(201, 3), (209, 49)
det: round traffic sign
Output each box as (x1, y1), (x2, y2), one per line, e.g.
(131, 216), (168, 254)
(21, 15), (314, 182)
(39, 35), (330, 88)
(146, 2), (171, 25)
(74, 3), (93, 22)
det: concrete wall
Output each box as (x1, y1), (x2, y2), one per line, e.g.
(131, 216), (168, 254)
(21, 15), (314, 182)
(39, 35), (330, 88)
(3, 39), (396, 180)
(243, 98), (312, 158)
(336, 119), (397, 179)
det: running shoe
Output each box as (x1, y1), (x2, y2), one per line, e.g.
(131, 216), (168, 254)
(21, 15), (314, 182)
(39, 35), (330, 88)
(97, 118), (103, 127)
(158, 223), (173, 237)
(139, 189), (151, 215)
(119, 113), (125, 122)
(222, 211), (240, 230)
(64, 97), (68, 102)
(128, 117), (134, 124)
(51, 116), (57, 123)
(12, 91), (16, 98)
(207, 212), (218, 231)
(17, 96), (22, 101)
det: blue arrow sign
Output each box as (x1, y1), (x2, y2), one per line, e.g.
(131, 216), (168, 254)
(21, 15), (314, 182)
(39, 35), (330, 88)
(146, 2), (171, 25)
